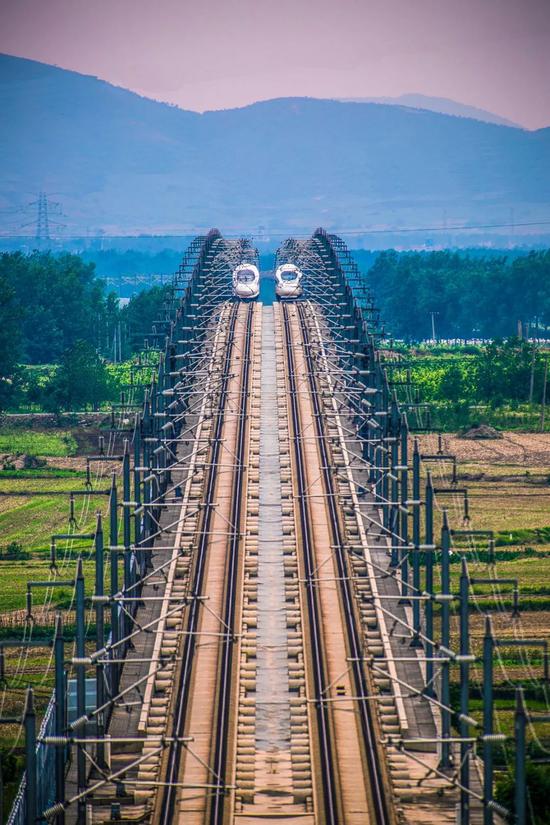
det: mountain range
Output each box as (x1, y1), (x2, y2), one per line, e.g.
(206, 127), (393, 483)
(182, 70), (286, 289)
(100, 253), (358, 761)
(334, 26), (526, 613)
(1, 53), (549, 239)
(337, 94), (521, 128)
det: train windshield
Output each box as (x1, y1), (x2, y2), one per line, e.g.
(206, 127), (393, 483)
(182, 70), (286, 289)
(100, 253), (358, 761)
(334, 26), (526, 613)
(281, 271), (298, 281)
(237, 269), (256, 283)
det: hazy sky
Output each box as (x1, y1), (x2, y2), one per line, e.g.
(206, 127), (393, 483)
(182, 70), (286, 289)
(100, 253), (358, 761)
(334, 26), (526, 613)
(1, 0), (549, 129)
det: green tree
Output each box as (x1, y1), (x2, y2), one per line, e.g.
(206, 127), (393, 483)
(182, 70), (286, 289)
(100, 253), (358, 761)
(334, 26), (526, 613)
(0, 272), (22, 410)
(496, 762), (550, 825)
(121, 284), (171, 356)
(45, 341), (115, 411)
(475, 339), (540, 404)
(366, 249), (550, 341)
(439, 362), (468, 402)
(0, 251), (118, 363)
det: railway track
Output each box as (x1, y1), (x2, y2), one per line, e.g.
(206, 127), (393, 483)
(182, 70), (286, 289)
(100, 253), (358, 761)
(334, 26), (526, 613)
(96, 292), (396, 825)
(154, 300), (254, 824)
(280, 300), (394, 825)
(296, 301), (391, 825)
(281, 302), (340, 824)
(210, 301), (254, 824)
(140, 298), (396, 825)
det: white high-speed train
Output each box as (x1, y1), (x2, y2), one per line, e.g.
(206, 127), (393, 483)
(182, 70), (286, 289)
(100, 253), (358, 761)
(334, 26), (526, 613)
(232, 263), (260, 301)
(275, 263), (303, 300)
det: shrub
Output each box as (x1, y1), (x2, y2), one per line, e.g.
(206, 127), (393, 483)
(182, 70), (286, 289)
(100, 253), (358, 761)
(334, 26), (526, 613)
(0, 541), (30, 560)
(22, 453), (47, 469)
(496, 763), (550, 824)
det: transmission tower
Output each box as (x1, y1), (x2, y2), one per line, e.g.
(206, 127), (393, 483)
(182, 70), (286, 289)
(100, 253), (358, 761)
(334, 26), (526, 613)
(20, 192), (65, 245)
(35, 192), (50, 242)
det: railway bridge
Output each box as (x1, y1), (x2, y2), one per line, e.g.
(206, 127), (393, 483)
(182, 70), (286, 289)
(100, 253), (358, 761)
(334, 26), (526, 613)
(7, 230), (522, 825)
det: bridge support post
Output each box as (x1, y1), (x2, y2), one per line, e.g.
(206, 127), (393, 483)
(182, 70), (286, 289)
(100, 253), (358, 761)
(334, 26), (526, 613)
(439, 510), (452, 769)
(459, 558), (471, 824)
(424, 473), (435, 695)
(399, 413), (409, 600)
(75, 557), (87, 824)
(24, 687), (37, 825)
(94, 514), (106, 769)
(368, 352), (379, 483)
(411, 439), (422, 646)
(389, 397), (400, 566)
(381, 384), (390, 531)
(122, 441), (132, 644)
(156, 359), (166, 494)
(482, 616), (494, 825)
(514, 688), (527, 825)
(133, 417), (143, 576)
(374, 442), (382, 510)
(54, 612), (66, 825)
(166, 343), (177, 487)
(142, 394), (153, 571)
(109, 474), (119, 694)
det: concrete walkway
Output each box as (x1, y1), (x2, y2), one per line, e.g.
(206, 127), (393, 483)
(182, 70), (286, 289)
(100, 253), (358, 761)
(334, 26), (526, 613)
(255, 305), (291, 753)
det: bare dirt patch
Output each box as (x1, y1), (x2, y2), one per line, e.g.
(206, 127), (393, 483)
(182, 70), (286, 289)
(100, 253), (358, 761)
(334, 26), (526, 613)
(419, 432), (550, 467)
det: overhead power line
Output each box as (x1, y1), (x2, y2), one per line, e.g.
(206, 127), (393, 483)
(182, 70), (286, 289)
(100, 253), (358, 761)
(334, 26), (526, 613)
(2, 218), (550, 241)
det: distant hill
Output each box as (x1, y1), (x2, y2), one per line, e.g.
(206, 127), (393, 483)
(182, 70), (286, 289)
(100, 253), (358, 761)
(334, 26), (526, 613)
(338, 94), (521, 128)
(1, 54), (549, 238)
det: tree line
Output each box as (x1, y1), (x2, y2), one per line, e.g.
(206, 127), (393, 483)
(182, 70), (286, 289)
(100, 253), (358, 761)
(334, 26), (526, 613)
(3, 247), (550, 411)
(0, 251), (170, 410)
(365, 249), (550, 340)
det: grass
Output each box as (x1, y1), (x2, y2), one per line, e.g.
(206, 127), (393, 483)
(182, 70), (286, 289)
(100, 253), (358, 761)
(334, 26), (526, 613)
(0, 558), (101, 611)
(0, 438), (119, 613)
(0, 489), (99, 556)
(0, 639), (100, 819)
(441, 553), (550, 593)
(0, 430), (118, 821)
(0, 429), (78, 457)
(0, 422), (126, 818)
(416, 430), (550, 755)
(0, 461), (110, 556)
(0, 475), (86, 493)
(0, 467), (83, 479)
(430, 401), (550, 433)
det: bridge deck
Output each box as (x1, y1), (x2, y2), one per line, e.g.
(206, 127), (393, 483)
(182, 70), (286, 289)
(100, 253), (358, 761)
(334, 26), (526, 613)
(79, 299), (473, 825)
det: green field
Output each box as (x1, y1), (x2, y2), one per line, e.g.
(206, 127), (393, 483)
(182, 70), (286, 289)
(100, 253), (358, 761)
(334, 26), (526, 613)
(416, 430), (550, 799)
(0, 427), (121, 817)
(387, 340), (550, 433)
(2, 420), (550, 818)
(0, 471), (101, 556)
(0, 429), (78, 457)
(0, 558), (101, 612)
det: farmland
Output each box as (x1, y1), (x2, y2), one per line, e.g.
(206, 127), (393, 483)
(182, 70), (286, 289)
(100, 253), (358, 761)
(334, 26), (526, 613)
(418, 431), (550, 773)
(0, 421), (119, 813)
(2, 337), (550, 818)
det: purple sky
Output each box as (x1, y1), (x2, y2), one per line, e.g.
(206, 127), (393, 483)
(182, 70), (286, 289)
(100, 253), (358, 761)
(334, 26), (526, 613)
(1, 0), (549, 129)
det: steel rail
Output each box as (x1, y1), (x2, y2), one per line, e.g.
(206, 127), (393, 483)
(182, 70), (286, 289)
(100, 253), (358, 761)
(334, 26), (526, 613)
(297, 301), (391, 825)
(210, 301), (254, 824)
(282, 302), (339, 825)
(158, 301), (240, 824)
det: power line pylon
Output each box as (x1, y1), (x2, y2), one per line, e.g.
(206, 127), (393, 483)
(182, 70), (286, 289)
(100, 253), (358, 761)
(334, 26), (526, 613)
(20, 192), (65, 246)
(35, 192), (50, 242)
